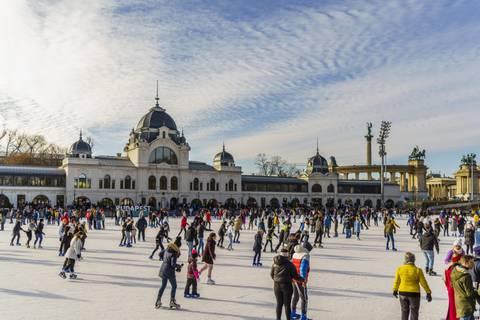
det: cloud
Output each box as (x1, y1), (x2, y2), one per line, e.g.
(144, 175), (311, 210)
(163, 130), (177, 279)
(0, 0), (479, 177)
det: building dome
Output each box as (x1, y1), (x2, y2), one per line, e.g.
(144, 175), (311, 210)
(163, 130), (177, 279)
(306, 144), (329, 174)
(213, 144), (235, 166)
(69, 131), (92, 158)
(136, 106), (177, 131)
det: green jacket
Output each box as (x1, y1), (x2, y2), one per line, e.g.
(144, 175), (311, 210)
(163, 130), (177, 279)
(451, 265), (480, 317)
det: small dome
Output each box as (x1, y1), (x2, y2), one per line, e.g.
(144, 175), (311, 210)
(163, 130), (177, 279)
(214, 144), (235, 166)
(306, 145), (329, 174)
(70, 131), (92, 158)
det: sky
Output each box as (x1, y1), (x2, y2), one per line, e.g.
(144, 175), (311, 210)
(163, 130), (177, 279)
(0, 0), (479, 176)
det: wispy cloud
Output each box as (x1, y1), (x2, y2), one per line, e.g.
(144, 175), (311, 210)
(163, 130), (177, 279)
(0, 0), (479, 176)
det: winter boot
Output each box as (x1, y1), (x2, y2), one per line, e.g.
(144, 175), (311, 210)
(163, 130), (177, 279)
(169, 299), (180, 309)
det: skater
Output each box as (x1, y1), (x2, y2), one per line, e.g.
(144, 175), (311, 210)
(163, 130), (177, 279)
(226, 221), (234, 251)
(33, 218), (45, 249)
(23, 221), (36, 248)
(253, 230), (263, 266)
(217, 221), (226, 248)
(385, 217), (400, 251)
(136, 214), (148, 242)
(59, 232), (84, 279)
(184, 249), (200, 298)
(464, 222), (475, 255)
(392, 252), (432, 320)
(271, 248), (304, 320)
(10, 218), (22, 246)
(185, 224), (197, 257)
(150, 224), (171, 260)
(199, 232), (217, 285)
(155, 237), (183, 309)
(451, 255), (478, 320)
(264, 226), (277, 253)
(354, 216), (361, 240)
(234, 216), (242, 243)
(177, 214), (188, 238)
(291, 245), (311, 320)
(419, 224), (439, 276)
(444, 252), (462, 320)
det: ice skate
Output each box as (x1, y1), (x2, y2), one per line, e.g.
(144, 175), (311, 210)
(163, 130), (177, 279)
(58, 271), (66, 279)
(169, 299), (180, 309)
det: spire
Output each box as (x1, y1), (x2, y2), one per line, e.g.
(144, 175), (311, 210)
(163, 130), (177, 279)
(223, 142), (226, 153)
(181, 127), (184, 137)
(155, 80), (160, 107)
(79, 129), (83, 141)
(316, 137), (319, 155)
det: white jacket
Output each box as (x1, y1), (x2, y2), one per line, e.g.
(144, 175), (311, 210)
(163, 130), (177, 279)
(65, 237), (82, 260)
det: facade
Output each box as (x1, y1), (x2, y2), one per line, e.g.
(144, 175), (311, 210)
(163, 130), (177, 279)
(0, 94), (407, 210)
(426, 174), (456, 200)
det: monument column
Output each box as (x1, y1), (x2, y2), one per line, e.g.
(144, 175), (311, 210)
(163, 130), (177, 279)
(365, 122), (373, 181)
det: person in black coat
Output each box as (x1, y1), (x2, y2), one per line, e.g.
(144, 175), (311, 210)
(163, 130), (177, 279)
(155, 237), (182, 309)
(136, 215), (148, 242)
(271, 249), (303, 320)
(150, 225), (171, 260)
(10, 219), (22, 246)
(253, 230), (264, 266)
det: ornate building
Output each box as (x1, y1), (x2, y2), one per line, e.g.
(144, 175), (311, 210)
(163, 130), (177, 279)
(0, 94), (410, 210)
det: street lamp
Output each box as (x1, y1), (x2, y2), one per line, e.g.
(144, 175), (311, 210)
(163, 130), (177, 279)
(377, 121), (392, 207)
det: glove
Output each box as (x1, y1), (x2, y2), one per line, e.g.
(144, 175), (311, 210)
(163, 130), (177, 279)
(426, 293), (432, 302)
(393, 291), (398, 298)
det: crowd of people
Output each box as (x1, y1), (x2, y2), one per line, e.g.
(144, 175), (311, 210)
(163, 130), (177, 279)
(3, 202), (480, 319)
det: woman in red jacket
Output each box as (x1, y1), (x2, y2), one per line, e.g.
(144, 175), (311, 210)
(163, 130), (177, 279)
(444, 252), (462, 320)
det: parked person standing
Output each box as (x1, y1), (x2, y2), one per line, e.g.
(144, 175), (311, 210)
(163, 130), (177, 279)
(392, 252), (432, 320)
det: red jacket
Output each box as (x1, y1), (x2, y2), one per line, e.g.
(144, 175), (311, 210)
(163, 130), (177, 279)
(181, 216), (188, 228)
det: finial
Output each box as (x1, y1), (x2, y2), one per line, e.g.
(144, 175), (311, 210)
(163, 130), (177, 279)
(223, 142), (226, 152)
(316, 137), (319, 155)
(79, 129), (83, 140)
(181, 127), (184, 137)
(155, 80), (160, 107)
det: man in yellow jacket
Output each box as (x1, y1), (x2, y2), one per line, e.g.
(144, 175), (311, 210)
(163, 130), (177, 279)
(392, 252), (432, 320)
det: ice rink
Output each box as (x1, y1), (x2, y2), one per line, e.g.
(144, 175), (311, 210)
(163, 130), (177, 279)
(0, 216), (450, 320)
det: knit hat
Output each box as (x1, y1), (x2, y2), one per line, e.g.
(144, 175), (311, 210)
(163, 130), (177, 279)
(294, 245), (305, 253)
(453, 239), (463, 247)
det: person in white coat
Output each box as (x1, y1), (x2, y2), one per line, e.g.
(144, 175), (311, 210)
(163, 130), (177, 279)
(59, 232), (83, 279)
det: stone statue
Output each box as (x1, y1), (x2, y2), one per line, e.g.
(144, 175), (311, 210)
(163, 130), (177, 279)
(365, 122), (373, 139)
(461, 153), (477, 166)
(329, 156), (338, 167)
(409, 146), (426, 160)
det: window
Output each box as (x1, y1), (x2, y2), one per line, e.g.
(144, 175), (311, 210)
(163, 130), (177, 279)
(120, 180), (124, 189)
(77, 174), (90, 189)
(99, 179), (103, 189)
(171, 177), (178, 190)
(200, 182), (203, 191)
(210, 178), (215, 192)
(148, 176), (156, 190)
(162, 132), (166, 139)
(193, 178), (199, 191)
(327, 184), (335, 193)
(149, 147), (178, 165)
(312, 184), (322, 193)
(216, 183), (219, 191)
(125, 175), (131, 189)
(132, 180), (136, 189)
(228, 179), (234, 192)
(160, 176), (167, 190)
(112, 179), (115, 189)
(190, 182), (193, 191)
(234, 184), (237, 191)
(103, 175), (111, 189)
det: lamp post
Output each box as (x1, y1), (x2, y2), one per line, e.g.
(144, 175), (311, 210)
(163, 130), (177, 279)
(377, 121), (392, 207)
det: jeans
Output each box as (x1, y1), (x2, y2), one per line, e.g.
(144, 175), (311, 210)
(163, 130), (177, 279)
(157, 274), (177, 301)
(34, 233), (43, 246)
(187, 241), (194, 256)
(274, 282), (293, 320)
(422, 250), (434, 270)
(227, 234), (233, 250)
(399, 295), (420, 320)
(459, 315), (474, 320)
(386, 233), (395, 249)
(198, 237), (204, 255)
(253, 251), (261, 264)
(345, 229), (351, 238)
(292, 282), (308, 314)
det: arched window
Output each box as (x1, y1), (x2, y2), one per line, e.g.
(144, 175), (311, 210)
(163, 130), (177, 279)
(228, 179), (234, 192)
(171, 176), (178, 190)
(148, 176), (156, 190)
(327, 184), (335, 193)
(193, 178), (199, 191)
(149, 147), (178, 165)
(210, 178), (216, 192)
(312, 184), (322, 193)
(160, 176), (167, 190)
(77, 174), (90, 189)
(124, 175), (132, 190)
(103, 175), (111, 189)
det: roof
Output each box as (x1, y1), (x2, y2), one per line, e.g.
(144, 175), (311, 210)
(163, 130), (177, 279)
(136, 107), (177, 132)
(242, 175), (307, 185)
(0, 166), (65, 176)
(338, 180), (398, 186)
(189, 161), (216, 171)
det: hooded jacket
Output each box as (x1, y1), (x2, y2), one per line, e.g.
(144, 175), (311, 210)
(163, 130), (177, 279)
(419, 230), (439, 252)
(159, 243), (180, 278)
(451, 265), (480, 318)
(292, 250), (310, 284)
(270, 255), (302, 284)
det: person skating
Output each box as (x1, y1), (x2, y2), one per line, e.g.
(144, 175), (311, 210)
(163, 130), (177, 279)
(59, 232), (84, 279)
(23, 221), (36, 248)
(155, 237), (183, 309)
(264, 226), (278, 253)
(226, 221), (234, 251)
(199, 232), (217, 285)
(444, 251), (463, 320)
(271, 248), (304, 320)
(217, 221), (226, 248)
(184, 249), (200, 298)
(291, 245), (311, 320)
(253, 230), (264, 266)
(419, 224), (439, 276)
(136, 214), (148, 242)
(33, 218), (45, 249)
(464, 222), (475, 255)
(385, 217), (400, 251)
(185, 223), (197, 257)
(150, 224), (171, 260)
(392, 252), (432, 320)
(354, 216), (361, 240)
(450, 255), (480, 320)
(177, 213), (188, 238)
(10, 218), (22, 246)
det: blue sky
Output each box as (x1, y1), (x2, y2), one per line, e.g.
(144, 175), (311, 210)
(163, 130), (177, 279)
(1, 0), (479, 175)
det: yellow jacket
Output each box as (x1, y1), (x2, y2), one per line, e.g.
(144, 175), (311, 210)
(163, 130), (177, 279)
(393, 263), (431, 294)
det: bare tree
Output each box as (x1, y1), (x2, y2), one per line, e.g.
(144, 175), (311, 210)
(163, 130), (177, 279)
(85, 136), (95, 151)
(254, 153), (270, 175)
(254, 153), (300, 177)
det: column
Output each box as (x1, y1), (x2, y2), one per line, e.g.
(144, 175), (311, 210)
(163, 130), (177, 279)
(355, 172), (360, 180)
(400, 173), (406, 192)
